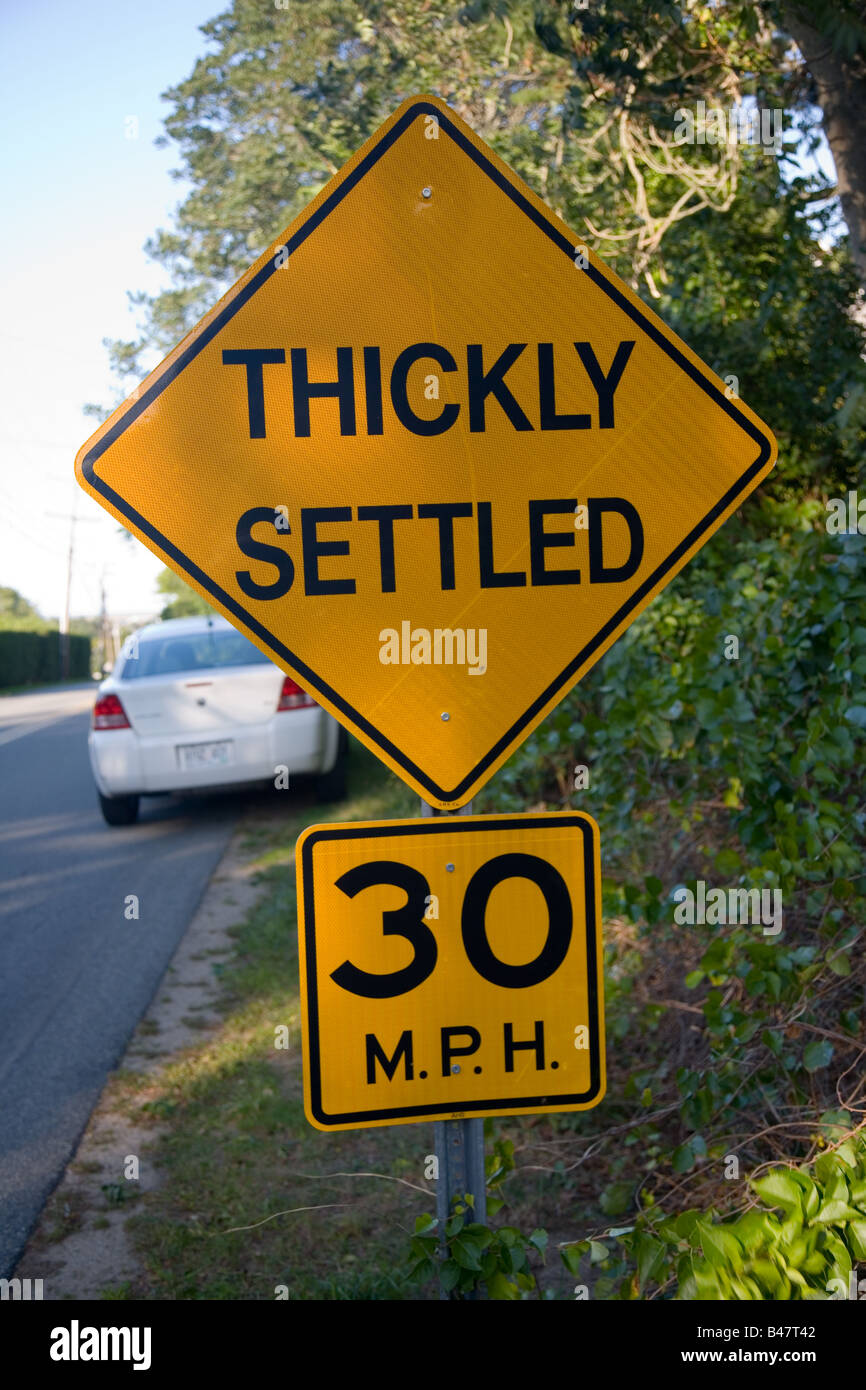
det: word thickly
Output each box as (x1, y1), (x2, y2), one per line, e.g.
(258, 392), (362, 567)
(221, 340), (635, 438)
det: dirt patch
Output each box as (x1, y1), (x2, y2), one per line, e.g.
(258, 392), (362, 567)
(13, 803), (278, 1301)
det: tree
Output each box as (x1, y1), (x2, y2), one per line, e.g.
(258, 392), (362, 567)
(103, 1), (866, 498)
(530, 3), (866, 287)
(110, 0), (790, 371)
(0, 586), (53, 632)
(779, 2), (866, 288)
(156, 568), (213, 620)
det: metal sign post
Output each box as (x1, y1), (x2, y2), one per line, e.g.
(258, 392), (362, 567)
(434, 1117), (486, 1301)
(421, 797), (487, 1296)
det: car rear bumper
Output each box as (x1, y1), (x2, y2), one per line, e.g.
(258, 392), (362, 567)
(89, 708), (336, 796)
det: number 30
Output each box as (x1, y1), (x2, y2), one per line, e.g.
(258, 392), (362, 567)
(330, 853), (572, 998)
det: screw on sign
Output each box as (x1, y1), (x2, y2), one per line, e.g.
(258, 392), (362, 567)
(75, 94), (776, 812)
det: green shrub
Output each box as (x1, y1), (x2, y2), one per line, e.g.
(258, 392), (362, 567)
(562, 1127), (866, 1300)
(0, 630), (90, 687)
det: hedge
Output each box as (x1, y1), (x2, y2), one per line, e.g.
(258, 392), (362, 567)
(0, 631), (91, 688)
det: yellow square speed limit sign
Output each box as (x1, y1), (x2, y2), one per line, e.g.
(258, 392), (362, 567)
(296, 812), (604, 1130)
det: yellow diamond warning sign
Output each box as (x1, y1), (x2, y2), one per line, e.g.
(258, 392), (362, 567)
(75, 95), (776, 808)
(296, 812), (604, 1130)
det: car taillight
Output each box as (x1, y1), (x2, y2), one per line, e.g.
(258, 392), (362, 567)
(277, 676), (316, 711)
(92, 693), (131, 730)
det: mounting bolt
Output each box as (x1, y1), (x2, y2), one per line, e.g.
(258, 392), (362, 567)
(421, 186), (433, 199)
(441, 711), (450, 721)
(446, 863), (455, 873)
(451, 1064), (461, 1074)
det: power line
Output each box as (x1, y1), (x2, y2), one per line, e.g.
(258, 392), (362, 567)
(1, 512), (64, 560)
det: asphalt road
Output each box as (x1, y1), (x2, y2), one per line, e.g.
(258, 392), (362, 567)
(0, 684), (246, 1276)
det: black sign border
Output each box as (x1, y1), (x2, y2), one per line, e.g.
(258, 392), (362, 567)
(81, 98), (773, 804)
(299, 813), (602, 1126)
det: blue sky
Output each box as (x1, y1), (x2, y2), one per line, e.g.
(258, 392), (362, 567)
(0, 0), (220, 622)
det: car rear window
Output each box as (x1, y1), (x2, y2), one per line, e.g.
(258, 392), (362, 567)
(120, 628), (274, 680)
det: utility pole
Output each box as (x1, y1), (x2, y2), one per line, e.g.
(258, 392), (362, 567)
(61, 515), (75, 679)
(46, 510), (97, 680)
(99, 568), (114, 675)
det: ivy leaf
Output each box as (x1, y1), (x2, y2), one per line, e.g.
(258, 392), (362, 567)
(408, 1257), (434, 1283)
(600, 1181), (632, 1215)
(846, 1220), (866, 1260)
(635, 1232), (666, 1288)
(827, 952), (852, 977)
(751, 1170), (804, 1215)
(698, 1220), (743, 1266)
(560, 1242), (587, 1275)
(672, 1139), (705, 1173)
(497, 1226), (523, 1246)
(528, 1229), (548, 1256)
(508, 1243), (527, 1273)
(803, 1039), (834, 1072)
(451, 1236), (482, 1271)
(487, 1271), (520, 1300)
(713, 848), (742, 875)
(674, 1210), (702, 1238)
(815, 1199), (862, 1224)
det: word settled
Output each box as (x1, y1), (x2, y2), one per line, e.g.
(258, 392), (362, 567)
(235, 497), (644, 599)
(221, 340), (635, 438)
(379, 623), (487, 674)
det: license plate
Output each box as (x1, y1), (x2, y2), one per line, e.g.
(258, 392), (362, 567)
(177, 740), (233, 770)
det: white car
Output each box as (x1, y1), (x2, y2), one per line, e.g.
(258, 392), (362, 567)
(89, 615), (347, 825)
